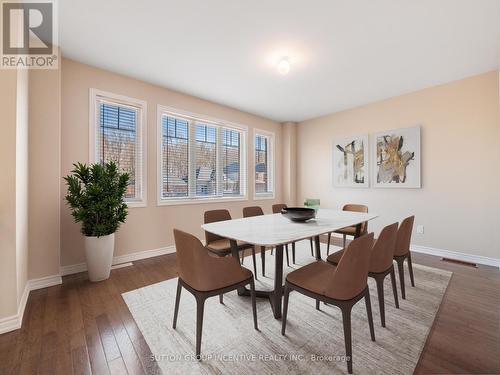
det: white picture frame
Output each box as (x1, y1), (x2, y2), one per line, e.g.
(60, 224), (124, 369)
(332, 134), (369, 188)
(371, 125), (421, 188)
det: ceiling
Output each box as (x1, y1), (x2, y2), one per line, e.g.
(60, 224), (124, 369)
(60, 0), (500, 122)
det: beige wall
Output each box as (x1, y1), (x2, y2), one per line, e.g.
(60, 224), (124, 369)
(0, 68), (29, 319)
(282, 122), (297, 206)
(0, 70), (20, 318)
(297, 71), (500, 259)
(15, 69), (29, 305)
(61, 58), (283, 266)
(28, 67), (61, 279)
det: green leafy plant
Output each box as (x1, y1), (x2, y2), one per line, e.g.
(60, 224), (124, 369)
(64, 161), (129, 237)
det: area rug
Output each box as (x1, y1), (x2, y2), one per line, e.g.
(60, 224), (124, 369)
(122, 241), (452, 375)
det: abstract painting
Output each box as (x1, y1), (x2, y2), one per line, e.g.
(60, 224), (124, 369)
(333, 135), (369, 187)
(371, 125), (421, 188)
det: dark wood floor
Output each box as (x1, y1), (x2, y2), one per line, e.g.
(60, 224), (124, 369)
(0, 239), (499, 375)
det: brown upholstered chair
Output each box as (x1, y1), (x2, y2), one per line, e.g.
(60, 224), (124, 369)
(270, 204), (295, 265)
(330, 204), (369, 254)
(393, 216), (415, 299)
(273, 203), (315, 258)
(327, 223), (400, 327)
(204, 209), (258, 279)
(282, 233), (376, 374)
(173, 229), (258, 358)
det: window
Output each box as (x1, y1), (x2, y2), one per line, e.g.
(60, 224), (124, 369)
(254, 130), (274, 198)
(90, 89), (147, 206)
(158, 106), (247, 204)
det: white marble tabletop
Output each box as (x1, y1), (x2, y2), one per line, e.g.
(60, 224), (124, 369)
(201, 209), (378, 247)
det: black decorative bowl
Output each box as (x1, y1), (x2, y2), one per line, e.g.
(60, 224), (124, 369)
(281, 207), (316, 222)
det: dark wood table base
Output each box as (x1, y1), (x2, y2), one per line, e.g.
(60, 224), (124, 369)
(229, 223), (362, 319)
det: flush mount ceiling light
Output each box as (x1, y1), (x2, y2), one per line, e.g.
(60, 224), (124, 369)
(277, 57), (290, 75)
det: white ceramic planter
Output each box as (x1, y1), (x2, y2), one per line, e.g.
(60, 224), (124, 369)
(84, 233), (115, 282)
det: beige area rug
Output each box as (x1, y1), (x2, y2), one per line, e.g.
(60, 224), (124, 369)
(122, 241), (452, 375)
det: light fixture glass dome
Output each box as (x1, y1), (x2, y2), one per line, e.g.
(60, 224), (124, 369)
(277, 57), (290, 75)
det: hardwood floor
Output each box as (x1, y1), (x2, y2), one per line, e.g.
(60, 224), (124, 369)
(0, 240), (498, 375)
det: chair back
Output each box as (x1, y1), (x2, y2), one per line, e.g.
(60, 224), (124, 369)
(243, 206), (264, 218)
(204, 209), (231, 245)
(343, 204), (369, 233)
(272, 204), (287, 214)
(174, 229), (213, 290)
(394, 216), (415, 256)
(325, 232), (374, 300)
(369, 223), (398, 273)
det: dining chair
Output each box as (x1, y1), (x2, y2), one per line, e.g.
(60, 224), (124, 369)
(282, 233), (376, 374)
(172, 229), (258, 358)
(204, 209), (258, 279)
(393, 216), (415, 299)
(242, 206), (276, 276)
(303, 199), (319, 257)
(327, 222), (400, 327)
(331, 204), (369, 254)
(271, 204), (295, 264)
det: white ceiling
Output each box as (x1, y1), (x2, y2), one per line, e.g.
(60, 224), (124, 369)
(60, 0), (500, 122)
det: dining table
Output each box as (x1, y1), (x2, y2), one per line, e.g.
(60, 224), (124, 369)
(201, 208), (378, 319)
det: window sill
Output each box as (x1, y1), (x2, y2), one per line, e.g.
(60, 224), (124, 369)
(157, 196), (248, 207)
(253, 193), (275, 200)
(126, 200), (147, 208)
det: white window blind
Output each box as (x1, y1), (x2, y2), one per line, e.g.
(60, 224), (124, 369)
(255, 132), (274, 196)
(93, 94), (145, 204)
(159, 109), (247, 203)
(162, 116), (189, 198)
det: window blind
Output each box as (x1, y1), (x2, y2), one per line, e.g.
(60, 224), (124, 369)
(255, 133), (273, 195)
(96, 100), (142, 200)
(162, 115), (189, 198)
(159, 111), (246, 201)
(222, 129), (241, 196)
(194, 123), (217, 197)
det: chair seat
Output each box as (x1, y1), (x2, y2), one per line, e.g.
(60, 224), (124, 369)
(286, 261), (336, 296)
(335, 226), (357, 235)
(206, 239), (251, 256)
(326, 249), (344, 265)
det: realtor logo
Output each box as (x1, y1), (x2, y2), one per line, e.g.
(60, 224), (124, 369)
(1, 0), (58, 69)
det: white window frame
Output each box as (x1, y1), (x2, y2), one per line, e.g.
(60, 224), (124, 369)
(253, 128), (275, 200)
(157, 105), (248, 206)
(89, 88), (148, 208)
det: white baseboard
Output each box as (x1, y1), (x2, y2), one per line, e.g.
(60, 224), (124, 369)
(0, 274), (62, 335)
(60, 245), (176, 276)
(411, 244), (500, 269)
(27, 274), (63, 290)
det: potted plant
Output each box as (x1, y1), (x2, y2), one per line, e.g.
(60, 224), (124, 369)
(64, 161), (129, 282)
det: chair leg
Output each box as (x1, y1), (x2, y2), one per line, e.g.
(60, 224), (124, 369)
(249, 279), (258, 330)
(375, 277), (386, 327)
(271, 248), (273, 255)
(396, 258), (406, 300)
(407, 252), (415, 287)
(251, 247), (258, 280)
(172, 279), (182, 329)
(260, 246), (266, 277)
(219, 294), (224, 304)
(195, 296), (206, 359)
(285, 244), (290, 267)
(241, 249), (245, 264)
(390, 267), (399, 308)
(341, 306), (353, 374)
(309, 238), (314, 256)
(292, 242), (296, 264)
(343, 234), (346, 248)
(316, 299), (320, 311)
(327, 232), (331, 255)
(281, 283), (291, 335)
(364, 289), (376, 341)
